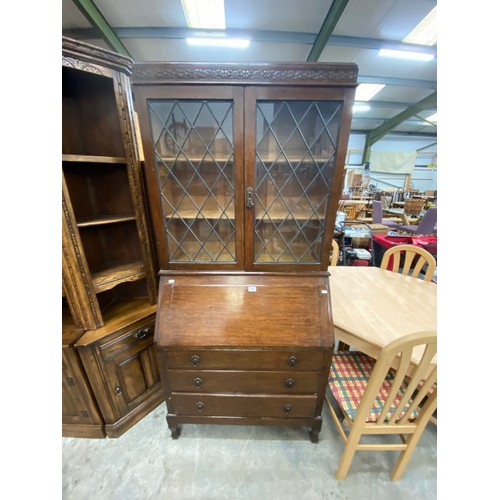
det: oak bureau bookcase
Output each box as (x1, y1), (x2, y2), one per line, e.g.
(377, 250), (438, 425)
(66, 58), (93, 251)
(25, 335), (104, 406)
(62, 37), (162, 438)
(132, 62), (358, 441)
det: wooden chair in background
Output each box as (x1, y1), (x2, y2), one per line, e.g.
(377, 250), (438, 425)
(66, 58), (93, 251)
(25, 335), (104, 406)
(330, 239), (350, 351)
(330, 239), (340, 266)
(344, 206), (358, 221)
(398, 207), (437, 236)
(380, 244), (436, 282)
(403, 198), (426, 217)
(326, 330), (437, 480)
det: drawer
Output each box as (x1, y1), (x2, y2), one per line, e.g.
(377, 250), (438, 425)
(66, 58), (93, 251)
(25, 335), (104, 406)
(170, 393), (318, 418)
(160, 349), (327, 371)
(166, 370), (322, 394)
(99, 320), (155, 362)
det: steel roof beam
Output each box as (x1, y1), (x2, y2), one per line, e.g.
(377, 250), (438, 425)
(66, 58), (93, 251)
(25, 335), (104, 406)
(71, 0), (131, 57)
(352, 130), (437, 138)
(307, 0), (350, 61)
(62, 25), (437, 63)
(357, 75), (436, 89)
(361, 92), (437, 162)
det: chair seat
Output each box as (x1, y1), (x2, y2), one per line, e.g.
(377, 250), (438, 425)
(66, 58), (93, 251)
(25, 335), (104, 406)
(329, 351), (418, 422)
(381, 219), (402, 228)
(398, 224), (436, 235)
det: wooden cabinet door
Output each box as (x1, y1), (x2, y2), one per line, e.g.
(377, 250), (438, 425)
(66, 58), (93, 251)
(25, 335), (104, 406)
(244, 86), (353, 271)
(62, 346), (104, 437)
(104, 338), (161, 417)
(134, 85), (245, 270)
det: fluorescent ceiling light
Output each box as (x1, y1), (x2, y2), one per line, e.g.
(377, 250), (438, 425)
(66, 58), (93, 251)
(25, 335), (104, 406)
(352, 104), (371, 113)
(355, 83), (385, 101)
(186, 37), (250, 49)
(426, 113), (437, 123)
(403, 7), (437, 46)
(181, 0), (225, 29)
(378, 49), (435, 61)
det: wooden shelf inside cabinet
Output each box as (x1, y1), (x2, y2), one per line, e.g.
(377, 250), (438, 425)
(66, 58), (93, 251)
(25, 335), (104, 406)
(255, 210), (325, 221)
(159, 156), (331, 165)
(92, 261), (146, 293)
(76, 215), (137, 228)
(75, 299), (156, 347)
(166, 210), (235, 219)
(62, 154), (128, 164)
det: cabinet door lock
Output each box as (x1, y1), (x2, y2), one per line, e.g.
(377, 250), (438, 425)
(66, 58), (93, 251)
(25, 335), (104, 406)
(246, 186), (254, 208)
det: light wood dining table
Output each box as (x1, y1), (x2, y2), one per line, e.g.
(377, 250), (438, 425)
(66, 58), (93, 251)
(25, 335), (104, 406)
(328, 266), (437, 366)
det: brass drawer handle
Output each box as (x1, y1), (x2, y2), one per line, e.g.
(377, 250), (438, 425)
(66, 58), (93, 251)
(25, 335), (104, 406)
(134, 327), (150, 340)
(194, 377), (203, 388)
(191, 354), (201, 366)
(196, 402), (205, 412)
(283, 404), (292, 414)
(285, 378), (295, 389)
(288, 355), (297, 368)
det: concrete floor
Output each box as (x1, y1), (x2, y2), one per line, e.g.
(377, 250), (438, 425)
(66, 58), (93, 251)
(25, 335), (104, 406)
(62, 402), (437, 499)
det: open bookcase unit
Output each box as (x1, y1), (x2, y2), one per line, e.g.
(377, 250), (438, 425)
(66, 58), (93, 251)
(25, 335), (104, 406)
(62, 39), (157, 331)
(62, 37), (161, 438)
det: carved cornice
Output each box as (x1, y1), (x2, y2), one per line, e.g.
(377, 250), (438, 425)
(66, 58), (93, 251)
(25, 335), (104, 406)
(62, 36), (132, 75)
(62, 56), (103, 75)
(131, 62), (358, 86)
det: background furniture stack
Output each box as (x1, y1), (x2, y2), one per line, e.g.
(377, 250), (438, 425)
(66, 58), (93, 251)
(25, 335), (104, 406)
(62, 38), (162, 438)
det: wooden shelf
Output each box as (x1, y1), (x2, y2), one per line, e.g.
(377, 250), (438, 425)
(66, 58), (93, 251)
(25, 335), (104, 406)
(256, 210), (323, 221)
(166, 209), (235, 219)
(165, 210), (322, 221)
(62, 154), (128, 164)
(75, 298), (156, 346)
(77, 215), (136, 228)
(92, 261), (146, 294)
(160, 156), (331, 164)
(160, 156), (233, 163)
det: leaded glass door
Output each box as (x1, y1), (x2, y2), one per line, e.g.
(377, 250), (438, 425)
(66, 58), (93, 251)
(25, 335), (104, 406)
(244, 87), (346, 270)
(140, 87), (245, 269)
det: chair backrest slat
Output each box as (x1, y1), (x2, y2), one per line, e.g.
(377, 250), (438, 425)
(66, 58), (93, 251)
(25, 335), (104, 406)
(377, 349), (412, 424)
(331, 240), (339, 266)
(388, 341), (437, 424)
(380, 244), (436, 282)
(348, 331), (436, 429)
(400, 366), (437, 424)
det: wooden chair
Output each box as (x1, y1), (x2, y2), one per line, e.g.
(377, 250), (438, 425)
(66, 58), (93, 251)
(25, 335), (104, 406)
(343, 206), (358, 220)
(403, 198), (426, 217)
(330, 239), (340, 266)
(398, 207), (437, 236)
(326, 330), (437, 480)
(380, 244), (436, 282)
